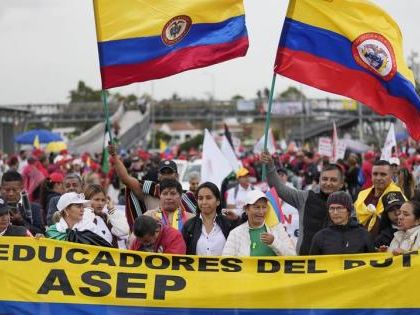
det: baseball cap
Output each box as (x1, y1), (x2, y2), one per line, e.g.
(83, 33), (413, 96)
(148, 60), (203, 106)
(244, 190), (268, 206)
(389, 157), (400, 166)
(382, 191), (405, 212)
(159, 160), (178, 173)
(57, 192), (89, 211)
(49, 172), (64, 183)
(0, 199), (9, 216)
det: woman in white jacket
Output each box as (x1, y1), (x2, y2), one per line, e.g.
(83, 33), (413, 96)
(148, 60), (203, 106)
(222, 190), (296, 257)
(388, 200), (420, 255)
(84, 184), (130, 248)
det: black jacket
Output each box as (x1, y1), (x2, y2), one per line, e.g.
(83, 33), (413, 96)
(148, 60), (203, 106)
(182, 214), (239, 255)
(309, 218), (375, 255)
(374, 225), (398, 248)
(3, 225), (28, 236)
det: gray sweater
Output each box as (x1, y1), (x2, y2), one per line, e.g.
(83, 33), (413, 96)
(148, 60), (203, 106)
(267, 164), (312, 254)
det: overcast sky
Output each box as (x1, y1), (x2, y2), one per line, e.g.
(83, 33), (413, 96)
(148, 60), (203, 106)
(0, 0), (418, 105)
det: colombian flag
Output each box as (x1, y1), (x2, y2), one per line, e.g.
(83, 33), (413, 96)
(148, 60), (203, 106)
(275, 0), (420, 139)
(93, 0), (248, 89)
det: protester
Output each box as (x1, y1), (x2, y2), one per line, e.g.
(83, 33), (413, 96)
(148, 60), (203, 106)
(361, 151), (375, 189)
(0, 198), (31, 236)
(39, 172), (64, 223)
(389, 157), (401, 182)
(46, 173), (83, 225)
(187, 171), (200, 196)
(46, 192), (111, 247)
(310, 191), (374, 255)
(22, 156), (45, 202)
(225, 167), (256, 219)
(374, 191), (404, 248)
(0, 170), (44, 235)
(345, 153), (361, 200)
(84, 184), (129, 248)
(182, 182), (238, 255)
(108, 144), (196, 227)
(130, 215), (186, 254)
(222, 190), (296, 256)
(144, 179), (194, 231)
(261, 151), (344, 255)
(388, 200), (420, 255)
(355, 160), (405, 237)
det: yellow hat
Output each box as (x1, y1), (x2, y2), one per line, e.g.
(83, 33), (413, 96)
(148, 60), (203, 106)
(236, 167), (249, 178)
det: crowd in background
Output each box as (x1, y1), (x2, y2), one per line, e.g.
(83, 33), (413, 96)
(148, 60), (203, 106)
(1, 138), (420, 257)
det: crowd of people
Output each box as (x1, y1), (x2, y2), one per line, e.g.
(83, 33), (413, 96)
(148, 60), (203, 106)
(1, 140), (420, 258)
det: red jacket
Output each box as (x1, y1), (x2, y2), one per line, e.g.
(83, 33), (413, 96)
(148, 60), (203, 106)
(130, 225), (186, 255)
(361, 161), (373, 189)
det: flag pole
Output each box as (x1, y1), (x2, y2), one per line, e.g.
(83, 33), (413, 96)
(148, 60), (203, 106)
(102, 89), (113, 144)
(262, 72), (277, 181)
(92, 2), (113, 145)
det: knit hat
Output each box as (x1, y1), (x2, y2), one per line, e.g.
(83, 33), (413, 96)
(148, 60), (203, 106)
(327, 191), (353, 212)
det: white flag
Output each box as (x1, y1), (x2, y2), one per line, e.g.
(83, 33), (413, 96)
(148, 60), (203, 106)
(254, 128), (276, 154)
(221, 135), (242, 172)
(201, 129), (233, 189)
(380, 124), (397, 161)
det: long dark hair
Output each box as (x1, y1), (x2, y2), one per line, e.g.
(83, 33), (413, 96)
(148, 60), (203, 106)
(196, 182), (222, 215)
(398, 168), (415, 200)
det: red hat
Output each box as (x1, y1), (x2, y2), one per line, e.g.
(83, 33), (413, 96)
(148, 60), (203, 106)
(49, 172), (64, 183)
(32, 148), (44, 158)
(7, 155), (19, 166)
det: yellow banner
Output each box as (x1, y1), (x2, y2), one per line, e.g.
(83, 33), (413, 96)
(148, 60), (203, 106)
(0, 237), (419, 314)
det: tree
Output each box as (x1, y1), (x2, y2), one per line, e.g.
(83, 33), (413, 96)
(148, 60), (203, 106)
(69, 81), (105, 103)
(231, 94), (244, 101)
(278, 86), (306, 101)
(179, 134), (204, 152)
(263, 87), (270, 100)
(171, 93), (181, 101)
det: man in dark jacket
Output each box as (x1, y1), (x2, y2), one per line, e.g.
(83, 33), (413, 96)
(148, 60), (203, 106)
(261, 152), (345, 255)
(310, 191), (374, 255)
(0, 171), (44, 235)
(0, 198), (31, 236)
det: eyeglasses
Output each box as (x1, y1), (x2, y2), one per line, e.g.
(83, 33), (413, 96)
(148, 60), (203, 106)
(328, 206), (347, 213)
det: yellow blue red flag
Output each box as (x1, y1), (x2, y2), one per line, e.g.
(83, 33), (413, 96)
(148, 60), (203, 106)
(93, 0), (248, 89)
(275, 0), (420, 139)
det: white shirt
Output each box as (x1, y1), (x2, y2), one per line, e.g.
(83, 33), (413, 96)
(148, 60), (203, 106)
(196, 215), (226, 256)
(226, 184), (256, 217)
